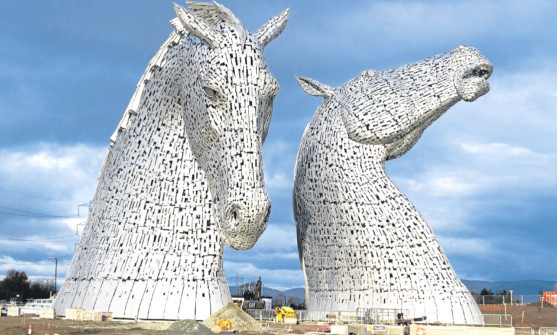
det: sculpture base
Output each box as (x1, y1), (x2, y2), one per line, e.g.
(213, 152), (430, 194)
(53, 278), (231, 320)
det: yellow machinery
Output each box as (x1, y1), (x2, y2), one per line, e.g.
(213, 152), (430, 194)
(214, 319), (234, 332)
(274, 306), (298, 325)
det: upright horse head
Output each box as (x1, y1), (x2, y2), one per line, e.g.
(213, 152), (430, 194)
(294, 46), (492, 324)
(174, 2), (288, 249)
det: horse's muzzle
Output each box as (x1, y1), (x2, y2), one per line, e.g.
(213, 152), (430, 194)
(220, 193), (271, 250)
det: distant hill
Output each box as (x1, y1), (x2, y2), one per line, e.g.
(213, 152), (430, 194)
(229, 286), (306, 302)
(230, 279), (556, 303)
(462, 279), (556, 295)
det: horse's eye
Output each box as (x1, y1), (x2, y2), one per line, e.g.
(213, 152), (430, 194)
(203, 86), (218, 98)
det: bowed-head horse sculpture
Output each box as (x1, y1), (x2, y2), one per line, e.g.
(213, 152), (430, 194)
(54, 1), (288, 320)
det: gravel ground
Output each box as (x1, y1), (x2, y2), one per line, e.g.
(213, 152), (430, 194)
(202, 302), (261, 332)
(0, 317), (322, 335)
(0, 317), (172, 335)
(479, 304), (557, 330)
(167, 319), (214, 334)
(4, 307), (554, 335)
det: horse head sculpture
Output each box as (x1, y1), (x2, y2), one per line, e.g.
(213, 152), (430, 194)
(54, 2), (288, 320)
(294, 46), (492, 324)
(297, 46), (492, 160)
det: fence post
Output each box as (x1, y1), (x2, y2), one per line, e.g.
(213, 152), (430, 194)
(482, 296), (485, 305)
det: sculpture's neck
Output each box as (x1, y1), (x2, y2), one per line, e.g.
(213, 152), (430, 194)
(344, 141), (389, 176)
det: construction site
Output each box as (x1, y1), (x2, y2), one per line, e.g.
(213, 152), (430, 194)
(2, 295), (557, 335)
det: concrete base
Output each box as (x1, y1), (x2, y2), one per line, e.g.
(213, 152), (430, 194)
(337, 324), (514, 335)
(408, 325), (515, 335)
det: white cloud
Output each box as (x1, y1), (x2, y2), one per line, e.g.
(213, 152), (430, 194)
(396, 140), (557, 201)
(0, 256), (70, 281)
(252, 223), (298, 252)
(0, 239), (74, 253)
(0, 143), (105, 207)
(437, 236), (492, 257)
(263, 139), (297, 197)
(397, 175), (475, 198)
(0, 143), (105, 281)
(392, 138), (557, 235)
(461, 142), (530, 156)
(265, 172), (292, 191)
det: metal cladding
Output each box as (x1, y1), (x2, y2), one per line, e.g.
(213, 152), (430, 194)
(52, 2), (288, 320)
(294, 46), (493, 325)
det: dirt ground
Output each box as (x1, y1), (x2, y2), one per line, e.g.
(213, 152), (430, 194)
(0, 316), (171, 335)
(0, 317), (323, 335)
(479, 303), (557, 330)
(1, 306), (556, 335)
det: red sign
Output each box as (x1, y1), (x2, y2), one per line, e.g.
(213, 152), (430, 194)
(543, 291), (557, 307)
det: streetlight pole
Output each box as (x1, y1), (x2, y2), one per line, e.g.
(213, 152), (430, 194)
(48, 257), (57, 295)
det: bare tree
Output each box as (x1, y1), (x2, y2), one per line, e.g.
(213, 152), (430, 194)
(287, 296), (300, 306)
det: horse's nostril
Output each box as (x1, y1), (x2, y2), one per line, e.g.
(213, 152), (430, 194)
(224, 200), (270, 228)
(226, 205), (239, 221)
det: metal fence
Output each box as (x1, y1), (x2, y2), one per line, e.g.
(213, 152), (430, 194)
(356, 308), (409, 325)
(247, 308), (517, 328)
(472, 294), (541, 305)
(514, 327), (534, 335)
(245, 309), (275, 321)
(296, 310), (335, 323)
(538, 327), (557, 335)
(483, 314), (513, 326)
(245, 307), (407, 324)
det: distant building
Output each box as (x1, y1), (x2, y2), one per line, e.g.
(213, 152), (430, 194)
(543, 291), (557, 307)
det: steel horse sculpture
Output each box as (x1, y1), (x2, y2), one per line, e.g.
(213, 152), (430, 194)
(294, 46), (492, 325)
(53, 2), (288, 320)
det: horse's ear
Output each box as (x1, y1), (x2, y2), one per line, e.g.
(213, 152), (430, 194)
(173, 3), (222, 48)
(255, 8), (289, 48)
(296, 76), (334, 98)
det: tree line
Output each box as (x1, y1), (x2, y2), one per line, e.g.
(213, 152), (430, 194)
(471, 287), (519, 305)
(0, 269), (55, 302)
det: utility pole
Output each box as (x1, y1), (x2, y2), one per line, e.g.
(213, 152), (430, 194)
(48, 257), (58, 294)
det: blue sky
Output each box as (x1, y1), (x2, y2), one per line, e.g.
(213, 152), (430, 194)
(0, 0), (556, 291)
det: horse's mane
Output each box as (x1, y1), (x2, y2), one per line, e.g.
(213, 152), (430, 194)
(108, 32), (181, 146)
(109, 2), (240, 146)
(99, 3), (242, 178)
